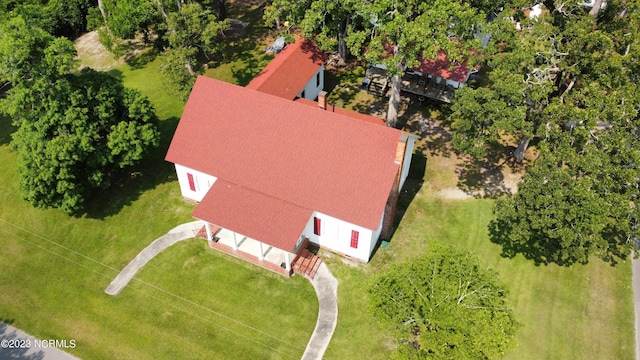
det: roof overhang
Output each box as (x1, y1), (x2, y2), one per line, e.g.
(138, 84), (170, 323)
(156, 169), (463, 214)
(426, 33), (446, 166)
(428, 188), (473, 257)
(192, 180), (313, 252)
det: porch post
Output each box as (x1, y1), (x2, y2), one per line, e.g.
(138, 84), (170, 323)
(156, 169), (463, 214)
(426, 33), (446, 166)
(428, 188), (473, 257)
(259, 242), (264, 261)
(232, 232), (238, 251)
(285, 252), (291, 271)
(204, 222), (213, 241)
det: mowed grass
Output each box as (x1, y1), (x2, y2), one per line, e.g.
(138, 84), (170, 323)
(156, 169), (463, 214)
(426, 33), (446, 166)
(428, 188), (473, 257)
(324, 195), (634, 359)
(0, 45), (318, 358)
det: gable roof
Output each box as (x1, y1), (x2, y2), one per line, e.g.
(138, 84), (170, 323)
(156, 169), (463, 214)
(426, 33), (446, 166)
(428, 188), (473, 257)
(245, 39), (326, 100)
(193, 180), (313, 251)
(166, 76), (403, 234)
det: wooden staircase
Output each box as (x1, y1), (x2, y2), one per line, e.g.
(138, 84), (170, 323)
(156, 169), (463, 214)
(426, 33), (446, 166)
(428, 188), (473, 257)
(293, 248), (322, 280)
(367, 75), (388, 96)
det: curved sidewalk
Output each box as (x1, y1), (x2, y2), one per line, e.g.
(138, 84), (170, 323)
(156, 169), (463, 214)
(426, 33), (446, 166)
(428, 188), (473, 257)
(105, 221), (203, 296)
(302, 262), (339, 360)
(104, 221), (340, 359)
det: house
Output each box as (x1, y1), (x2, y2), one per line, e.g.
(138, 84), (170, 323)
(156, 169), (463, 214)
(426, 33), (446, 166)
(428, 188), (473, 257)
(165, 40), (417, 276)
(364, 49), (479, 103)
(246, 39), (326, 101)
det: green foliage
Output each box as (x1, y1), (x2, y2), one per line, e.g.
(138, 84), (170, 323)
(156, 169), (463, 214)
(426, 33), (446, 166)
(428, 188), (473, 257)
(0, 16), (77, 86)
(160, 46), (198, 100)
(6, 0), (93, 38)
(8, 69), (160, 214)
(0, 18), (160, 214)
(449, 1), (640, 264)
(263, 0), (312, 28)
(369, 245), (519, 359)
(101, 0), (160, 39)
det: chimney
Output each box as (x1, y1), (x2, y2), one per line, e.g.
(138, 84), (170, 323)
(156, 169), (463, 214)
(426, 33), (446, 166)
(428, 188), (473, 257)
(318, 91), (328, 110)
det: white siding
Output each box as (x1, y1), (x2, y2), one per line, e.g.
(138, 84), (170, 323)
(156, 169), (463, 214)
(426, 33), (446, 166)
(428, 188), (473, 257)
(370, 211), (385, 255)
(174, 164), (217, 202)
(297, 66), (325, 100)
(302, 211), (378, 262)
(399, 135), (417, 191)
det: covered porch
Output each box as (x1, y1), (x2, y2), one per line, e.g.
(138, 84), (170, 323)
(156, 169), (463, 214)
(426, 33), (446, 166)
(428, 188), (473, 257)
(196, 224), (308, 276)
(192, 179), (321, 278)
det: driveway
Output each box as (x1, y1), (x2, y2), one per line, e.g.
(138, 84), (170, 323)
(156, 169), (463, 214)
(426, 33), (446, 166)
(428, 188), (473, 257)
(0, 323), (80, 360)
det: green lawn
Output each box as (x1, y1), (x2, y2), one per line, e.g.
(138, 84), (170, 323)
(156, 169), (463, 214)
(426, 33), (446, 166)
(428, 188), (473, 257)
(324, 196), (634, 359)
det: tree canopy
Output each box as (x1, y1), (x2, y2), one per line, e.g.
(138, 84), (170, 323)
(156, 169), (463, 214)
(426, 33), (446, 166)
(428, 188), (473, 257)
(449, 0), (640, 265)
(369, 245), (518, 359)
(0, 16), (160, 215)
(89, 0), (228, 99)
(270, 0), (492, 126)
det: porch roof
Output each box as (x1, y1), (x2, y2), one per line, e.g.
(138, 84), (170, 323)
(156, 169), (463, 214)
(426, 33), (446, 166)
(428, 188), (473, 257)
(192, 179), (313, 252)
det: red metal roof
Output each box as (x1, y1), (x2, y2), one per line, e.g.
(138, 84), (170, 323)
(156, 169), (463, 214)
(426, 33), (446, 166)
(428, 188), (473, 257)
(246, 39), (326, 100)
(166, 76), (402, 239)
(193, 180), (312, 251)
(413, 51), (477, 83)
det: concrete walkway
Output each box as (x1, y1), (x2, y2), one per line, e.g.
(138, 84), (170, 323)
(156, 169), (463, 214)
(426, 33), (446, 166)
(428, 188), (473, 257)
(0, 323), (80, 360)
(301, 262), (339, 360)
(105, 221), (203, 296)
(104, 221), (340, 359)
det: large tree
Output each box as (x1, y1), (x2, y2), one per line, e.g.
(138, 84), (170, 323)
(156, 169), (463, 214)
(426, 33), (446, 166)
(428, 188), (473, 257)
(451, 0), (640, 264)
(1, 17), (160, 214)
(369, 245), (519, 359)
(342, 0), (487, 127)
(299, 0), (358, 62)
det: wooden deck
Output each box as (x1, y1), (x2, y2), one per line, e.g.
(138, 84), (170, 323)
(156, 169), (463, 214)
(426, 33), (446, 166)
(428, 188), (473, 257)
(400, 74), (455, 103)
(293, 248), (322, 280)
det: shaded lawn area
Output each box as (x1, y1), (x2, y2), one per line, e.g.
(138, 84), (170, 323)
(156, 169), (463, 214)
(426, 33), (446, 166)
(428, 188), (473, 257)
(0, 46), (317, 358)
(324, 197), (634, 359)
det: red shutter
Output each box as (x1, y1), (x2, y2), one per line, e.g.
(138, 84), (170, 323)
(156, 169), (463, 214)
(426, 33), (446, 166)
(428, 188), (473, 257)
(313, 217), (321, 236)
(350, 230), (359, 248)
(187, 173), (196, 191)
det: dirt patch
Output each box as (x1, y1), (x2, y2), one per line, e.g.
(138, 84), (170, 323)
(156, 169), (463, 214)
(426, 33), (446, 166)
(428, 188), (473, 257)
(74, 31), (124, 71)
(400, 98), (525, 200)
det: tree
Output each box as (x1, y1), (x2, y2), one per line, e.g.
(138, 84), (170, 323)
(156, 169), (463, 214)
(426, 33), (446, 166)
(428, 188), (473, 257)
(345, 0), (486, 127)
(0, 16), (76, 87)
(300, 0), (358, 62)
(263, 0), (312, 29)
(161, 2), (227, 98)
(8, 69), (160, 214)
(451, 1), (640, 264)
(369, 245), (518, 359)
(1, 17), (160, 214)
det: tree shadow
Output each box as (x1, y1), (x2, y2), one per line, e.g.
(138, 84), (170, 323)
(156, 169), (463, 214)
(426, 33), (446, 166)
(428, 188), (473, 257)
(105, 69), (123, 81)
(82, 116), (180, 219)
(456, 141), (526, 199)
(400, 98), (455, 158)
(0, 322), (46, 360)
(488, 217), (554, 267)
(0, 113), (16, 147)
(489, 214), (629, 267)
(207, 1), (274, 85)
(230, 55), (270, 86)
(125, 47), (160, 70)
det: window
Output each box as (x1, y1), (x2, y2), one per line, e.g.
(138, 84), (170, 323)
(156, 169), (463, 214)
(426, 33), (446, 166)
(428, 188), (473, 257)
(350, 230), (359, 249)
(313, 217), (321, 236)
(187, 173), (196, 191)
(316, 72), (321, 88)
